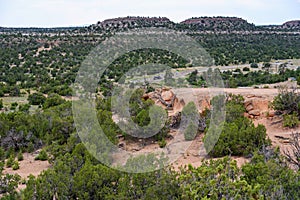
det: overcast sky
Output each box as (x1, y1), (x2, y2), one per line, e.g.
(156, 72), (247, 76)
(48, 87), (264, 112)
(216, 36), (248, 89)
(0, 0), (299, 27)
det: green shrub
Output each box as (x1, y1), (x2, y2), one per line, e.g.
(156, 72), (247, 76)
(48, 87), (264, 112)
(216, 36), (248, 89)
(0, 147), (5, 161)
(243, 67), (250, 71)
(12, 161), (20, 170)
(28, 92), (46, 105)
(184, 123), (198, 141)
(158, 138), (167, 148)
(6, 148), (15, 159)
(0, 99), (3, 109)
(27, 142), (34, 153)
(283, 113), (299, 128)
(250, 63), (258, 68)
(35, 150), (48, 161)
(6, 155), (15, 168)
(17, 151), (24, 161)
(43, 93), (65, 109)
(10, 102), (18, 110)
(19, 104), (30, 113)
(207, 117), (269, 157)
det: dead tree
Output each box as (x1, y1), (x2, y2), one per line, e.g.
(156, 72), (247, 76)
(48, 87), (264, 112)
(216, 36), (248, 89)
(284, 132), (300, 170)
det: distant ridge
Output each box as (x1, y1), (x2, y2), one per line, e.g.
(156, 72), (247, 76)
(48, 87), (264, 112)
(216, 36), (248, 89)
(1, 16), (299, 32)
(89, 16), (175, 32)
(179, 16), (256, 31)
(282, 20), (300, 29)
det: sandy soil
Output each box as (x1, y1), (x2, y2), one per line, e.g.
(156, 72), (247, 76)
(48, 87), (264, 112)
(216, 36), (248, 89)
(254, 116), (300, 154)
(116, 86), (296, 170)
(3, 152), (50, 179)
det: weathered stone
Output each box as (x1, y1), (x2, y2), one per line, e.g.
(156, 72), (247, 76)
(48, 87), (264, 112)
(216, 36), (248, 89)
(249, 109), (260, 116)
(268, 110), (276, 117)
(244, 100), (252, 107)
(161, 90), (174, 101)
(246, 104), (254, 112)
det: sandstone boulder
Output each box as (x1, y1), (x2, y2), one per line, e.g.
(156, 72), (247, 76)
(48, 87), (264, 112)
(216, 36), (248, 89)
(246, 104), (254, 112)
(249, 109), (261, 116)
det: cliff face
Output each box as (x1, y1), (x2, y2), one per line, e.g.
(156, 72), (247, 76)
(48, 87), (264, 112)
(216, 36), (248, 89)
(180, 17), (256, 31)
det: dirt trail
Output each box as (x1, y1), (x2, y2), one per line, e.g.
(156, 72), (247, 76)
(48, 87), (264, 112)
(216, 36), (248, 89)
(254, 117), (300, 154)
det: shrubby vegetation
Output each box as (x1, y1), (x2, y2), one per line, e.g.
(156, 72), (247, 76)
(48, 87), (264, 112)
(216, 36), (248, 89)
(0, 20), (300, 199)
(188, 67), (300, 88)
(20, 143), (300, 199)
(205, 94), (270, 157)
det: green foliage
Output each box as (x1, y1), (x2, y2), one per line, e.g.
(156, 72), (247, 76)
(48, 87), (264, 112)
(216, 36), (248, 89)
(243, 67), (250, 71)
(187, 67), (300, 88)
(18, 103), (30, 113)
(35, 150), (48, 161)
(12, 161), (20, 170)
(0, 147), (5, 161)
(184, 123), (198, 141)
(43, 93), (65, 109)
(10, 102), (18, 110)
(6, 155), (15, 168)
(5, 148), (15, 159)
(17, 151), (24, 161)
(182, 102), (199, 141)
(9, 86), (20, 97)
(135, 109), (150, 127)
(250, 63), (258, 68)
(272, 87), (300, 114)
(27, 92), (46, 105)
(207, 117), (269, 157)
(27, 142), (34, 153)
(297, 75), (300, 85)
(0, 169), (20, 197)
(0, 99), (3, 109)
(283, 112), (299, 128)
(158, 138), (167, 148)
(179, 158), (256, 199)
(225, 94), (245, 123)
(206, 94), (269, 157)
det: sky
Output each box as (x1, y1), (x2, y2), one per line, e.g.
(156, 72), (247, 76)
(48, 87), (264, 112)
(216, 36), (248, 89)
(0, 0), (299, 27)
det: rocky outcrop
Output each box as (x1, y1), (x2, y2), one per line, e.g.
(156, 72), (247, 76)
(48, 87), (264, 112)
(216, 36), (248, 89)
(244, 96), (271, 118)
(282, 20), (300, 29)
(90, 16), (174, 31)
(143, 88), (185, 111)
(180, 17), (255, 31)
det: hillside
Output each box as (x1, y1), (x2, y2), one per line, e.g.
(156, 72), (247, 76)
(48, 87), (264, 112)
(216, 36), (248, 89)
(180, 16), (256, 31)
(1, 16), (300, 199)
(88, 16), (175, 32)
(282, 20), (300, 29)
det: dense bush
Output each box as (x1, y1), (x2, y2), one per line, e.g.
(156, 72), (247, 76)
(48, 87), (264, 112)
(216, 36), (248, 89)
(27, 92), (46, 105)
(43, 93), (65, 109)
(272, 87), (300, 115)
(12, 161), (19, 170)
(182, 102), (199, 141)
(205, 94), (270, 157)
(283, 112), (299, 128)
(35, 150), (48, 161)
